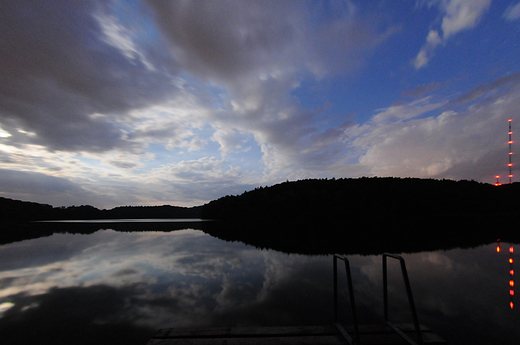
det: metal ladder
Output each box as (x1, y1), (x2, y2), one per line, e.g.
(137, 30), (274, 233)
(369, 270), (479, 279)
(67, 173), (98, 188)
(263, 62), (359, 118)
(383, 253), (423, 345)
(333, 254), (359, 345)
(333, 253), (423, 345)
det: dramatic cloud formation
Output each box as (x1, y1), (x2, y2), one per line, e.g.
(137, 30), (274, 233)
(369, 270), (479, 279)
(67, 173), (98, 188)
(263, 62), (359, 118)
(0, 0), (518, 207)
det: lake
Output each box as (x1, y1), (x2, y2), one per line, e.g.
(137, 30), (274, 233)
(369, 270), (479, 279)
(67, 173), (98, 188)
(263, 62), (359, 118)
(0, 223), (518, 344)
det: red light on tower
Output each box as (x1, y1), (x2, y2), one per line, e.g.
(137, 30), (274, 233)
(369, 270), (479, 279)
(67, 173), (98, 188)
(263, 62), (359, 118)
(509, 120), (513, 184)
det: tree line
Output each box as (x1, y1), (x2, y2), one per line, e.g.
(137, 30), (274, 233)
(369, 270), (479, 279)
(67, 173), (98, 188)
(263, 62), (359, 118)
(200, 177), (520, 254)
(201, 177), (520, 221)
(0, 198), (202, 222)
(3, 177), (519, 222)
(1, 177), (519, 254)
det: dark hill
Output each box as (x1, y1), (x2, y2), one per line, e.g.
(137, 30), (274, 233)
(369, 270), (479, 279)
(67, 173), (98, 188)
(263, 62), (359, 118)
(200, 177), (520, 253)
(0, 197), (55, 222)
(201, 177), (519, 221)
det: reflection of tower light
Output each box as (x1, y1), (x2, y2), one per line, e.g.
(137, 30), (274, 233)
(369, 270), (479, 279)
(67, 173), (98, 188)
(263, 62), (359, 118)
(497, 241), (515, 309)
(510, 244), (515, 309)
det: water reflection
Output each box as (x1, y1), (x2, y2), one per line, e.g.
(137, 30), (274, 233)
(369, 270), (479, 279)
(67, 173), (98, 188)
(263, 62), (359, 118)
(0, 229), (519, 345)
(497, 239), (515, 309)
(0, 230), (336, 345)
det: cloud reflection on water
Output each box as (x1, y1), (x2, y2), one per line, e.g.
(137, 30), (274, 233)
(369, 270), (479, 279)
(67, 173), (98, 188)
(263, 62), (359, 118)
(0, 229), (518, 345)
(0, 229), (336, 345)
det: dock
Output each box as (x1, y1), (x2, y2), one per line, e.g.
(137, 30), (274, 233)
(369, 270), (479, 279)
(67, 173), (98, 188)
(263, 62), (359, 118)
(147, 323), (447, 344)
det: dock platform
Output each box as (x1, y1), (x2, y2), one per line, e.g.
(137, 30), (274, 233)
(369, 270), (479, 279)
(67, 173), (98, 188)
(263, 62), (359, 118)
(147, 323), (447, 344)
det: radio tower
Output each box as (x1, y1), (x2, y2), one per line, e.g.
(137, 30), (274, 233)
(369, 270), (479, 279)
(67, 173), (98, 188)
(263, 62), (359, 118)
(508, 119), (513, 184)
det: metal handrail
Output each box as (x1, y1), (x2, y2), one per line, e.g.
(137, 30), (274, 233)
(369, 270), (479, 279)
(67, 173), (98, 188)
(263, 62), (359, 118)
(382, 253), (423, 345)
(333, 254), (359, 345)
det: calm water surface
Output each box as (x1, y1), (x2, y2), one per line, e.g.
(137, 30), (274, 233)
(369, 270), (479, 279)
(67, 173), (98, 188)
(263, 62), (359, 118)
(0, 227), (518, 345)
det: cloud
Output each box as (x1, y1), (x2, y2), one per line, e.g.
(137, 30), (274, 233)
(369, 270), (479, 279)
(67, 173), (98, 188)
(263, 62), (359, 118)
(149, 157), (258, 203)
(124, 95), (211, 152)
(0, 168), (122, 207)
(109, 161), (137, 170)
(414, 30), (442, 69)
(144, 0), (395, 173)
(504, 2), (520, 21)
(0, 168), (88, 197)
(356, 72), (520, 181)
(372, 97), (444, 123)
(0, 0), (513, 208)
(448, 71), (520, 106)
(358, 111), (463, 177)
(0, 127), (11, 138)
(402, 83), (442, 98)
(145, 0), (392, 81)
(441, 0), (492, 38)
(0, 0), (405, 207)
(414, 0), (491, 69)
(144, 0), (302, 83)
(95, 12), (156, 72)
(0, 0), (179, 153)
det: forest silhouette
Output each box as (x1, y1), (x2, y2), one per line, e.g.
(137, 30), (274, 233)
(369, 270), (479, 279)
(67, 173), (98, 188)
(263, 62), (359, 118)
(1, 177), (519, 254)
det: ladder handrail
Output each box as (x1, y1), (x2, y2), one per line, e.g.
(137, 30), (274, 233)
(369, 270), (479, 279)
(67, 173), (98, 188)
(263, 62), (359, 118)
(382, 253), (423, 345)
(333, 254), (359, 345)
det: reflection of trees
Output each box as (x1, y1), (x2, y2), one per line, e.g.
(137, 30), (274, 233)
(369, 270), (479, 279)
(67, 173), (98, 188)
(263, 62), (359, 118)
(202, 216), (519, 256)
(0, 221), (206, 245)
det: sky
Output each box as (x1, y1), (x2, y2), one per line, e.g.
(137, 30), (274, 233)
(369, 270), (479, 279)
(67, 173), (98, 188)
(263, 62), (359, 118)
(1, 0), (520, 208)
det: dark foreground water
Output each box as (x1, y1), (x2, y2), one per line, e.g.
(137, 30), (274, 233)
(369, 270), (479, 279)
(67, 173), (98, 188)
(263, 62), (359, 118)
(0, 226), (518, 345)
